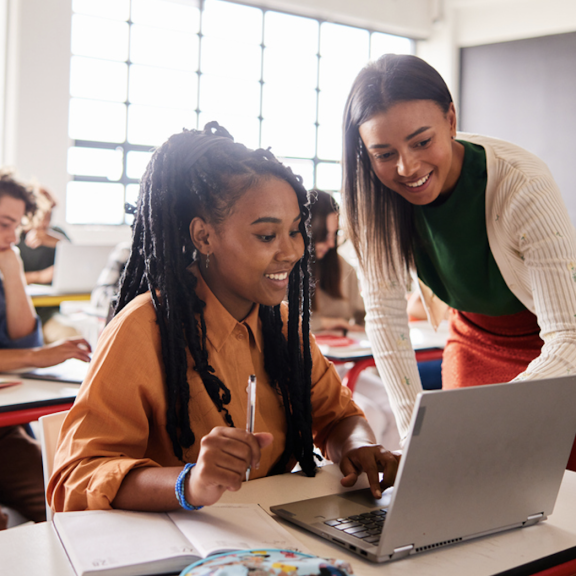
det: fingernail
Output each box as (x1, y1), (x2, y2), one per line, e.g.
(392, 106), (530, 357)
(376, 490), (382, 499)
(255, 461), (260, 469)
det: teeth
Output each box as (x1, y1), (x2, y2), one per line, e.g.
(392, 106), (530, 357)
(266, 272), (288, 280)
(406, 173), (430, 188)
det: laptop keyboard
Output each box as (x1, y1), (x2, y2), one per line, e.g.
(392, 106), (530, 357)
(324, 509), (387, 544)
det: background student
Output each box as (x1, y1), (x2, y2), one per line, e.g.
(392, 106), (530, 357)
(309, 189), (365, 334)
(48, 123), (400, 514)
(0, 171), (91, 530)
(342, 53), (576, 470)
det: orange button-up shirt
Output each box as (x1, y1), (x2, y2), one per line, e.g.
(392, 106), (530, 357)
(48, 268), (363, 511)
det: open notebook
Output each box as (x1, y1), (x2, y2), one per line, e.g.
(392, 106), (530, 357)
(272, 376), (576, 563)
(54, 504), (308, 576)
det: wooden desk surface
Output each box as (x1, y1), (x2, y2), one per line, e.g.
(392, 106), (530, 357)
(5, 466), (575, 576)
(30, 293), (91, 308)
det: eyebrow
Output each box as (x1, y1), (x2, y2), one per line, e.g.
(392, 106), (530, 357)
(0, 216), (17, 223)
(368, 126), (431, 149)
(251, 214), (301, 225)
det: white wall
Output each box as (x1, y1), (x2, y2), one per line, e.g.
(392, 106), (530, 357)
(417, 0), (576, 113)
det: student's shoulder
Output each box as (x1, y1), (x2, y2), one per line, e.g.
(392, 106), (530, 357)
(105, 293), (158, 338)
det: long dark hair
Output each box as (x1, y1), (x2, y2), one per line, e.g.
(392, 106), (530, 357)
(115, 122), (316, 477)
(309, 189), (342, 310)
(342, 54), (453, 278)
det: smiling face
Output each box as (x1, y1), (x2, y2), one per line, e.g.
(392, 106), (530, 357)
(358, 100), (465, 206)
(0, 195), (26, 250)
(191, 176), (305, 321)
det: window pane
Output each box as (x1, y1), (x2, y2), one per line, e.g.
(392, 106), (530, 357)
(128, 105), (195, 146)
(127, 151), (153, 180)
(199, 75), (261, 118)
(131, 0), (200, 32)
(69, 98), (127, 143)
(279, 158), (314, 191)
(129, 65), (197, 109)
(263, 48), (318, 88)
(320, 22), (370, 59)
(67, 147), (124, 180)
(319, 23), (369, 91)
(198, 112), (259, 150)
(70, 57), (128, 102)
(261, 120), (315, 158)
(317, 122), (343, 162)
(71, 14), (129, 61)
(66, 182), (125, 224)
(316, 162), (342, 191)
(317, 88), (348, 127)
(371, 32), (413, 59)
(130, 24), (199, 71)
(264, 12), (318, 53)
(262, 84), (316, 124)
(72, 0), (129, 20)
(201, 36), (261, 81)
(202, 0), (262, 42)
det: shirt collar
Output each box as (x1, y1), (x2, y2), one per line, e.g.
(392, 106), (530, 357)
(190, 264), (263, 353)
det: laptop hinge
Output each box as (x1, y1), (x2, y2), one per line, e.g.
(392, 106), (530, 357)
(523, 513), (544, 527)
(391, 545), (414, 560)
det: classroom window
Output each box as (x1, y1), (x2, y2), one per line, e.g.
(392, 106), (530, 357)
(67, 0), (414, 225)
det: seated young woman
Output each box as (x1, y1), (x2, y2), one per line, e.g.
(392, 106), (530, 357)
(48, 123), (399, 514)
(309, 189), (365, 335)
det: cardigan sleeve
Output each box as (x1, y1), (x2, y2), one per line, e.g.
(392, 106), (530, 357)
(357, 258), (423, 443)
(495, 170), (576, 381)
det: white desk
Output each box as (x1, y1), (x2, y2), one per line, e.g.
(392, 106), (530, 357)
(4, 465), (576, 576)
(0, 376), (80, 426)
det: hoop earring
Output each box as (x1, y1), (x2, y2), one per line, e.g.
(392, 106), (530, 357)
(205, 253), (210, 269)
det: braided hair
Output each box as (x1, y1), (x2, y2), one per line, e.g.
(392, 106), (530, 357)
(115, 122), (316, 477)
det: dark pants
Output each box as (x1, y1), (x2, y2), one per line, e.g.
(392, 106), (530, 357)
(0, 425), (46, 529)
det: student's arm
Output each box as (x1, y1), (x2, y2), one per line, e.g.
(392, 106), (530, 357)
(24, 265), (54, 285)
(0, 247), (37, 339)
(112, 428), (273, 511)
(0, 337), (91, 371)
(324, 415), (400, 499)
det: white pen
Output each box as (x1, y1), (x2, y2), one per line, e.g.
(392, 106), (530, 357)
(245, 374), (257, 481)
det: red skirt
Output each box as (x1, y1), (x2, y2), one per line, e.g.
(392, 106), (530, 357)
(442, 308), (576, 471)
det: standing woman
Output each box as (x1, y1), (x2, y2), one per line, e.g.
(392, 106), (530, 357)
(342, 54), (576, 470)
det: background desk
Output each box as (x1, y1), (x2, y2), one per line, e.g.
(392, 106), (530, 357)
(0, 377), (79, 426)
(5, 465), (576, 576)
(319, 321), (448, 392)
(30, 293), (90, 308)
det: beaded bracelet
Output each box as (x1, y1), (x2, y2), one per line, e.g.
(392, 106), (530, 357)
(175, 463), (204, 511)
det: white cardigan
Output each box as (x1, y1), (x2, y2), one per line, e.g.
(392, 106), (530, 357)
(359, 133), (576, 442)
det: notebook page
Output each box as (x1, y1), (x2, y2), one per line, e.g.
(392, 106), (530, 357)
(169, 503), (309, 557)
(54, 510), (200, 576)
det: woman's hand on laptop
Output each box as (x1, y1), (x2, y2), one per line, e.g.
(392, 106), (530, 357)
(340, 445), (400, 498)
(31, 337), (92, 367)
(325, 415), (400, 499)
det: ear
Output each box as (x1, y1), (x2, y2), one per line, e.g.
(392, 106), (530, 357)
(189, 217), (214, 255)
(447, 102), (457, 138)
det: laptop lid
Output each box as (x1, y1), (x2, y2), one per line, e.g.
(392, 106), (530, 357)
(50, 243), (113, 294)
(271, 376), (576, 563)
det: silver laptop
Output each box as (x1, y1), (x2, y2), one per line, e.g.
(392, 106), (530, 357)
(26, 243), (114, 296)
(271, 376), (576, 563)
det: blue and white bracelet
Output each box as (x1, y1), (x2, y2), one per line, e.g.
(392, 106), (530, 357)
(175, 463), (204, 511)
